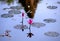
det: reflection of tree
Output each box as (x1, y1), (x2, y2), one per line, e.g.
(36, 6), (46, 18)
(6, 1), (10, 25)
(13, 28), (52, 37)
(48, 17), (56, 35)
(6, 0), (14, 5)
(0, 0), (14, 5)
(18, 0), (39, 18)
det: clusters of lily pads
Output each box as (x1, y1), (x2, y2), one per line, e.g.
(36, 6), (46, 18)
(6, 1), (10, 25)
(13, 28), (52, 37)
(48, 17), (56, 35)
(3, 6), (23, 10)
(14, 12), (46, 38)
(0, 0), (60, 38)
(1, 5), (24, 18)
(1, 14), (13, 18)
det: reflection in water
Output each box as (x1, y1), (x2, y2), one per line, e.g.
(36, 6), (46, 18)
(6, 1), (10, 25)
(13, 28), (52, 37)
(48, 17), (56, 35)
(47, 6), (57, 9)
(0, 0), (39, 18)
(0, 0), (6, 3)
(14, 13), (28, 31)
(38, 0), (43, 4)
(31, 22), (46, 28)
(18, 0), (39, 18)
(27, 19), (34, 38)
(6, 0), (14, 5)
(27, 32), (34, 38)
(0, 30), (11, 37)
(0, 0), (14, 5)
(1, 14), (14, 18)
(0, 0), (59, 39)
(43, 18), (56, 23)
(44, 32), (60, 37)
(27, 24), (34, 38)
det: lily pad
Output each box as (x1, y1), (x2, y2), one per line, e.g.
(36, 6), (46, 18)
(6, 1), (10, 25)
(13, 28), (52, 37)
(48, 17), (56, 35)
(31, 22), (46, 28)
(3, 8), (10, 10)
(57, 1), (60, 4)
(8, 10), (21, 14)
(14, 24), (28, 30)
(44, 32), (60, 37)
(43, 18), (56, 23)
(1, 14), (14, 18)
(10, 6), (24, 10)
(47, 6), (57, 9)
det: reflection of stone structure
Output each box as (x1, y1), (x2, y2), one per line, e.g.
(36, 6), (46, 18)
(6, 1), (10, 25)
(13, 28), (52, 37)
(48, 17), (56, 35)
(18, 0), (39, 18)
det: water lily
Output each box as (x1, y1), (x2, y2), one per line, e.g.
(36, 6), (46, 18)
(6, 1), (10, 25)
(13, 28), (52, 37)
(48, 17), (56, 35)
(28, 19), (33, 24)
(27, 19), (34, 38)
(0, 30), (11, 37)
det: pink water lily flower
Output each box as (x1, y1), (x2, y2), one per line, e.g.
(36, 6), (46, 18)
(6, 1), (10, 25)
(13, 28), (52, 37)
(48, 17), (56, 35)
(28, 19), (33, 24)
(22, 13), (24, 17)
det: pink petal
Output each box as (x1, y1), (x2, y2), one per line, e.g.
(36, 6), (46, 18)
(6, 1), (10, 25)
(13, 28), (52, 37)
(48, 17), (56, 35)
(22, 13), (24, 17)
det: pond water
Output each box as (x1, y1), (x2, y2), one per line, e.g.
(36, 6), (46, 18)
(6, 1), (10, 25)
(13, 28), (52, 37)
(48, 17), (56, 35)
(0, 0), (60, 41)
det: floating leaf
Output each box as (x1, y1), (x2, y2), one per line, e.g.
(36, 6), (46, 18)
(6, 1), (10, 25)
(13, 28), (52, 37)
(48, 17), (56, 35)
(1, 14), (14, 18)
(31, 22), (46, 28)
(47, 6), (57, 9)
(8, 10), (21, 14)
(57, 1), (60, 4)
(14, 24), (28, 30)
(10, 6), (24, 10)
(44, 32), (60, 37)
(43, 18), (56, 23)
